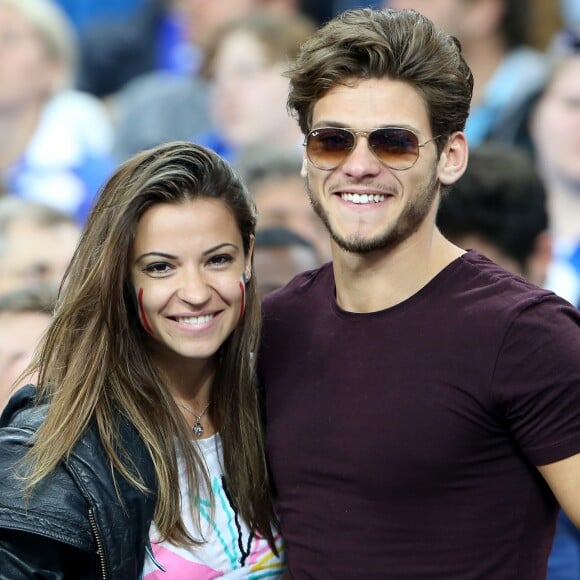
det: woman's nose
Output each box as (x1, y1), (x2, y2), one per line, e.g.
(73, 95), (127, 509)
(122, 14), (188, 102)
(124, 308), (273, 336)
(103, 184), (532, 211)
(176, 269), (212, 305)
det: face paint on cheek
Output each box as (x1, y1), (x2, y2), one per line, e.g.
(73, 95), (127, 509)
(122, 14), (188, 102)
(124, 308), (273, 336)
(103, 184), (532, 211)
(137, 288), (155, 335)
(238, 278), (246, 322)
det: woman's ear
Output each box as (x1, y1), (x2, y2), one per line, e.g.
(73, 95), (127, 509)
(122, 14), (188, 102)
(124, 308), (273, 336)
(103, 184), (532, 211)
(437, 132), (469, 186)
(244, 235), (255, 284)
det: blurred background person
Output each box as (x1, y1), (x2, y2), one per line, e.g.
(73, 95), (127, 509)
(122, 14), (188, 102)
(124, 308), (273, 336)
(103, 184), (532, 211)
(0, 0), (116, 223)
(529, 45), (580, 309)
(0, 284), (56, 412)
(177, 0), (299, 52)
(236, 147), (331, 262)
(53, 0), (146, 34)
(437, 142), (580, 580)
(78, 0), (196, 106)
(0, 198), (80, 297)
(80, 0), (334, 108)
(112, 0), (302, 161)
(437, 144), (552, 288)
(384, 0), (556, 151)
(253, 227), (320, 301)
(193, 12), (313, 165)
(555, 0), (580, 45)
(333, 0), (381, 15)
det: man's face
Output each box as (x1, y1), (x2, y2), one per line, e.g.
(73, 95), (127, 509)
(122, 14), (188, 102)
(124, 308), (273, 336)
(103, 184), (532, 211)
(531, 57), (580, 192)
(304, 77), (441, 255)
(0, 219), (80, 296)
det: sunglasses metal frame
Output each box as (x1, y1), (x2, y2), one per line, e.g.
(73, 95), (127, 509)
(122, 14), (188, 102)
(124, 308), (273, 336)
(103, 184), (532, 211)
(304, 126), (440, 171)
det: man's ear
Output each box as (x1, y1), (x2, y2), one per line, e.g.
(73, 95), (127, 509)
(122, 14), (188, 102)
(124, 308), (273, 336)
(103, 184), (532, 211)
(437, 132), (469, 186)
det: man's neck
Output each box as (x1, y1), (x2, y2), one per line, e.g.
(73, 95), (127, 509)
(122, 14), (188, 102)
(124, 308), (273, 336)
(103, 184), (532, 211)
(332, 229), (464, 313)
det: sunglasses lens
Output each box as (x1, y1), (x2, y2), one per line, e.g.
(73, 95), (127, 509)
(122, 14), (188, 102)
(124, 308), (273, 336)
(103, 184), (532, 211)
(306, 127), (423, 170)
(307, 128), (354, 169)
(369, 128), (420, 170)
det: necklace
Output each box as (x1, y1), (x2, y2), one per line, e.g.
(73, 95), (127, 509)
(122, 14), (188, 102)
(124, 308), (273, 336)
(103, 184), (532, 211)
(176, 401), (211, 437)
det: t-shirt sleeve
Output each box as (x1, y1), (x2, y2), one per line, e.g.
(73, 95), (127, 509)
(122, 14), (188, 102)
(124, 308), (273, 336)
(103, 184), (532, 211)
(491, 294), (580, 466)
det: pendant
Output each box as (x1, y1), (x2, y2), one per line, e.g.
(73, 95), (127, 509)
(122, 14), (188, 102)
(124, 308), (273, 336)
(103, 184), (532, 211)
(193, 419), (204, 437)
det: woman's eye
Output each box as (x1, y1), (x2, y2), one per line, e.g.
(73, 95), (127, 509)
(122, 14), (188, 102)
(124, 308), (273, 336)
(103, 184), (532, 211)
(143, 262), (172, 275)
(208, 254), (234, 266)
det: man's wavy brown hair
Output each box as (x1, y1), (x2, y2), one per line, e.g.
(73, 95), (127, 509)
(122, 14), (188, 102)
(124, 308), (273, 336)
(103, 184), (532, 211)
(287, 8), (474, 155)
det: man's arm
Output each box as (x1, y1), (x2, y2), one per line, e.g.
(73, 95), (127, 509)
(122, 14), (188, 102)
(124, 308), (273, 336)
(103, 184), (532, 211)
(539, 453), (580, 528)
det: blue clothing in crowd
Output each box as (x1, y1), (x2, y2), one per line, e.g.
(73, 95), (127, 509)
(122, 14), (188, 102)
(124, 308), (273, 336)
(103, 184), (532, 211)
(54, 0), (146, 32)
(192, 131), (236, 165)
(5, 91), (116, 224)
(548, 513), (580, 579)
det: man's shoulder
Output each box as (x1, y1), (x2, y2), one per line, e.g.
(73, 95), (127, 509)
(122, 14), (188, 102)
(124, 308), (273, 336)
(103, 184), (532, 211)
(449, 251), (579, 331)
(454, 250), (555, 303)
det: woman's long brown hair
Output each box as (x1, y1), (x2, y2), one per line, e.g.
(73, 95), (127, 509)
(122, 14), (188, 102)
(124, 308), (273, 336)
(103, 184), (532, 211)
(23, 142), (277, 548)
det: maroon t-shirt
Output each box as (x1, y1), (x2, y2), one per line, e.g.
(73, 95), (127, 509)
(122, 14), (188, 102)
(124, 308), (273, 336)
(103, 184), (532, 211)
(259, 251), (580, 579)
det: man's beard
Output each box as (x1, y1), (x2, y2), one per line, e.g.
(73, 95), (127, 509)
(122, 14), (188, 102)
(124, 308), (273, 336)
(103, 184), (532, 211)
(306, 166), (440, 255)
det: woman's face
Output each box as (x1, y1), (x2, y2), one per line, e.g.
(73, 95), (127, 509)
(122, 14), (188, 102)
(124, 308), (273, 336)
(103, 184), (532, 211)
(210, 30), (295, 149)
(0, 4), (59, 109)
(129, 198), (253, 369)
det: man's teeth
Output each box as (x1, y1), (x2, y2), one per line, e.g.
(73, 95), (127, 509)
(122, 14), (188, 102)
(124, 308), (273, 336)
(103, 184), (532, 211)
(179, 314), (213, 325)
(341, 193), (385, 204)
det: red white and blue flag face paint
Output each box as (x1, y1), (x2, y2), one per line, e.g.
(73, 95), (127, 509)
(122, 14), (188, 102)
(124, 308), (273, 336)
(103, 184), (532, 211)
(138, 287), (155, 335)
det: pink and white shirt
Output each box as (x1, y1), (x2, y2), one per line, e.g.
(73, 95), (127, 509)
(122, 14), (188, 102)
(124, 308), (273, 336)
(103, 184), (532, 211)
(142, 434), (285, 579)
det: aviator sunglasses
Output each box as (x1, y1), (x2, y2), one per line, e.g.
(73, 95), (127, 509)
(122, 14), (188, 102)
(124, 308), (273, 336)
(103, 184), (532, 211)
(305, 127), (440, 171)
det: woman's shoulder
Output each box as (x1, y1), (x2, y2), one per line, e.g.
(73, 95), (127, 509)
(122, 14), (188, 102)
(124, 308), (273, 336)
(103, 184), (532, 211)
(0, 385), (157, 552)
(0, 387), (95, 552)
(0, 384), (40, 428)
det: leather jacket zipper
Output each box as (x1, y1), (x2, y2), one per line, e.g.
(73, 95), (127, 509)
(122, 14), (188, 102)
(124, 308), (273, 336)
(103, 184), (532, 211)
(88, 508), (108, 579)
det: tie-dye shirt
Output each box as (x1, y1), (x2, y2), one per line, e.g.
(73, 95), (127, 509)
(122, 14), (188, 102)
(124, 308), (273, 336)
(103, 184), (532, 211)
(142, 434), (285, 579)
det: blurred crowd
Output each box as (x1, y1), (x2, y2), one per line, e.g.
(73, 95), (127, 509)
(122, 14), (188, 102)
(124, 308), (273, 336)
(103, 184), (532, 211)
(0, 0), (580, 576)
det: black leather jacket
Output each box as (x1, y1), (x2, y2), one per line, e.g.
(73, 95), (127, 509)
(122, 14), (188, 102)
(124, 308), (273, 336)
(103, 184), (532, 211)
(0, 386), (158, 579)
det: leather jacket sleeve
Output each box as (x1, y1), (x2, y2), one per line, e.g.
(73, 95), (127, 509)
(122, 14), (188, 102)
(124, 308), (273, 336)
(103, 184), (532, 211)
(0, 386), (157, 579)
(0, 389), (98, 579)
(0, 529), (91, 579)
